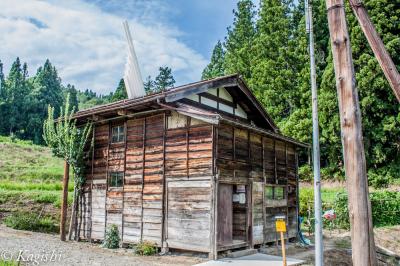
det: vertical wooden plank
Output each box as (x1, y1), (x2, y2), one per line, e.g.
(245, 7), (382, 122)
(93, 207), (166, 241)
(140, 118), (146, 241)
(210, 125), (217, 259)
(89, 125), (95, 242)
(217, 184), (233, 244)
(161, 113), (167, 251)
(104, 123), (110, 238)
(186, 116), (190, 178)
(121, 120), (127, 243)
(274, 139), (277, 185)
(262, 137), (266, 246)
(295, 150), (300, 239)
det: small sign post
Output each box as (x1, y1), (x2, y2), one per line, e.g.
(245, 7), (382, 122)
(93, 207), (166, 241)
(275, 215), (287, 266)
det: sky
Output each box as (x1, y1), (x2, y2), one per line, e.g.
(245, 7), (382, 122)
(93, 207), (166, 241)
(0, 0), (238, 94)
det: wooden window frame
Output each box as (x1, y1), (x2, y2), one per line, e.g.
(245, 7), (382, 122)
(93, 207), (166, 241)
(108, 172), (124, 188)
(265, 185), (286, 200)
(111, 124), (125, 143)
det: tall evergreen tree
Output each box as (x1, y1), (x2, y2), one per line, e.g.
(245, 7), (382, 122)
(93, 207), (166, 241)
(224, 0), (256, 80)
(3, 58), (31, 136)
(143, 76), (155, 94)
(0, 60), (6, 133)
(111, 79), (127, 102)
(154, 67), (175, 92)
(249, 0), (295, 121)
(28, 59), (64, 143)
(201, 41), (226, 80)
(65, 84), (79, 112)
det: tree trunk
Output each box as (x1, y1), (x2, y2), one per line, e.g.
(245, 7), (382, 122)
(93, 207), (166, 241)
(68, 188), (77, 240)
(325, 0), (377, 265)
(347, 0), (400, 102)
(60, 161), (69, 241)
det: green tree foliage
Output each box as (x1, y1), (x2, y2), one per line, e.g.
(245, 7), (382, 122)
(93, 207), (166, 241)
(26, 59), (64, 143)
(64, 84), (79, 113)
(0, 60), (6, 133)
(2, 58), (31, 137)
(154, 66), (175, 92)
(201, 41), (226, 79)
(224, 0), (256, 80)
(110, 79), (127, 102)
(203, 0), (400, 186)
(249, 0), (295, 121)
(143, 75), (155, 94)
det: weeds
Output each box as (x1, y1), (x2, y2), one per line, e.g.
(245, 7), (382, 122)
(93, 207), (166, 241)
(132, 241), (158, 256)
(3, 212), (58, 233)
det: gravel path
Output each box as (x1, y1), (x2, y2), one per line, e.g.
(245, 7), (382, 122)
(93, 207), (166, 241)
(0, 225), (205, 266)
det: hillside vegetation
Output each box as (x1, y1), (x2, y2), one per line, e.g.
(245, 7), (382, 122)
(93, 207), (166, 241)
(0, 136), (72, 233)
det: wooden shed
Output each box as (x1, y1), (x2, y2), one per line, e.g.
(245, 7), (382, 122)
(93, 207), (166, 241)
(74, 74), (307, 258)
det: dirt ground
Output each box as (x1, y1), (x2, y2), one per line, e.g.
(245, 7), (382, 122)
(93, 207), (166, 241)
(260, 226), (400, 266)
(1, 224), (399, 265)
(0, 225), (206, 266)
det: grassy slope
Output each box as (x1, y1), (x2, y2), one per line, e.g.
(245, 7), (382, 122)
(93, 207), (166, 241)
(0, 136), (72, 232)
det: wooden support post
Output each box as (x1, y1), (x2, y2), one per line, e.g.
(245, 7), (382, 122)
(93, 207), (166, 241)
(326, 1), (377, 265)
(60, 160), (69, 241)
(347, 0), (400, 102)
(280, 231), (287, 266)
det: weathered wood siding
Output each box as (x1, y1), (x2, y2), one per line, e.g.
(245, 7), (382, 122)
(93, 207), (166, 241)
(216, 123), (298, 245)
(91, 124), (109, 240)
(164, 113), (213, 252)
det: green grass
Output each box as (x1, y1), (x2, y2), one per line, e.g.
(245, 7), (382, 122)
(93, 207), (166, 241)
(300, 187), (345, 204)
(3, 211), (59, 233)
(0, 135), (64, 182)
(0, 189), (73, 207)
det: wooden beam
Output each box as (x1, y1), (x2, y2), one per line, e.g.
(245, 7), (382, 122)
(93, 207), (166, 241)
(60, 161), (69, 241)
(347, 0), (400, 102)
(326, 1), (377, 265)
(117, 109), (134, 116)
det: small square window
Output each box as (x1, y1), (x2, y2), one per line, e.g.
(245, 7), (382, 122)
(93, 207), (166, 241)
(275, 187), (285, 200)
(111, 125), (125, 143)
(109, 172), (123, 187)
(265, 186), (274, 200)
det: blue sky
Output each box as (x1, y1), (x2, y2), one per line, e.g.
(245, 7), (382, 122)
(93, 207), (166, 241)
(0, 0), (239, 94)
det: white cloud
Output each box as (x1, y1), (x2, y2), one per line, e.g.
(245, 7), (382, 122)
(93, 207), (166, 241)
(0, 0), (208, 94)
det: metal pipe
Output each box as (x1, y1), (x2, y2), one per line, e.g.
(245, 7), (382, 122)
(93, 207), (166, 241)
(305, 0), (323, 265)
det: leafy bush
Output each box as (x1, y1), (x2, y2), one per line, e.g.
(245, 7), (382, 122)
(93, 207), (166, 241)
(102, 224), (120, 249)
(132, 241), (158, 256)
(333, 191), (400, 229)
(3, 212), (58, 233)
(299, 165), (312, 181)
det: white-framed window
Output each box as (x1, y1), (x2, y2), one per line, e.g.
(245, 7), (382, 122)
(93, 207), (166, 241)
(111, 125), (125, 143)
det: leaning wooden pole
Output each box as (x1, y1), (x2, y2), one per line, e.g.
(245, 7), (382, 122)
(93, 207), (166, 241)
(347, 0), (400, 102)
(325, 0), (377, 265)
(60, 161), (70, 241)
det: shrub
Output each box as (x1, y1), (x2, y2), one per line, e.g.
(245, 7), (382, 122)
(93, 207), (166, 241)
(333, 191), (400, 229)
(3, 212), (58, 233)
(133, 241), (158, 256)
(102, 224), (120, 249)
(298, 165), (312, 181)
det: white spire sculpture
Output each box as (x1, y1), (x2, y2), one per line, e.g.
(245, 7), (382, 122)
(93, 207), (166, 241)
(123, 21), (145, 99)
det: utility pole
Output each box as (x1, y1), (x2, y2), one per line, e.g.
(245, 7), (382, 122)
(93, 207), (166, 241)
(347, 0), (400, 102)
(305, 1), (323, 265)
(325, 0), (377, 265)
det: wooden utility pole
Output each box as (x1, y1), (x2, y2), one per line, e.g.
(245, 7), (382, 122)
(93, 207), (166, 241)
(60, 161), (70, 241)
(325, 0), (377, 265)
(347, 0), (400, 102)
